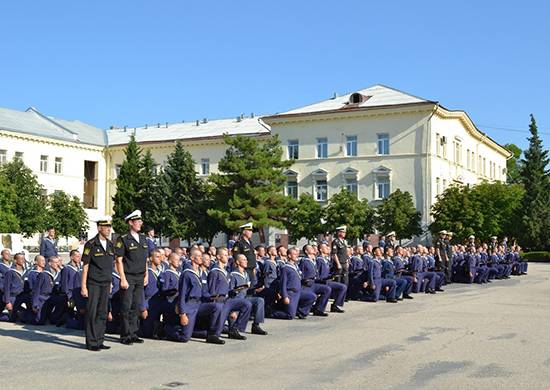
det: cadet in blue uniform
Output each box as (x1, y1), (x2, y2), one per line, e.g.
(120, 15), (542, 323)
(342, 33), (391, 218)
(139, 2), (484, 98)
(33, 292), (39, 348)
(81, 217), (115, 351)
(30, 255), (65, 325)
(39, 226), (59, 260)
(258, 247), (279, 310)
(410, 247), (436, 293)
(1, 253), (27, 322)
(115, 210), (148, 345)
(139, 249), (163, 339)
(229, 254), (268, 335)
(145, 226), (157, 257)
(270, 248), (316, 320)
(160, 253), (182, 341)
(363, 247), (397, 302)
(0, 249), (12, 300)
(316, 243), (346, 312)
(391, 246), (414, 299)
(382, 247), (413, 300)
(299, 245), (332, 316)
(176, 248), (225, 344)
(209, 248), (251, 339)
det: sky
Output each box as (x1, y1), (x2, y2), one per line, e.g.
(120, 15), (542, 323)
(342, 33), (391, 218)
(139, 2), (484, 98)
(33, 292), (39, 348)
(1, 1), (549, 151)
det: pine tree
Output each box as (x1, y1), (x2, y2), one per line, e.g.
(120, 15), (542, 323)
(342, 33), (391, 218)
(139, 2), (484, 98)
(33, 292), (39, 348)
(112, 135), (143, 233)
(504, 143), (522, 184)
(0, 170), (19, 232)
(0, 159), (46, 237)
(285, 193), (325, 243)
(519, 114), (550, 250)
(208, 134), (294, 242)
(46, 191), (88, 240)
(376, 189), (422, 240)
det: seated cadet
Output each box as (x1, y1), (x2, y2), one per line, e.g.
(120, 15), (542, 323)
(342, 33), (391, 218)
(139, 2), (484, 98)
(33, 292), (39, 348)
(474, 249), (490, 284)
(25, 255), (46, 293)
(382, 247), (413, 300)
(106, 264), (122, 334)
(160, 253), (182, 341)
(270, 248), (316, 320)
(410, 247), (436, 293)
(66, 265), (85, 330)
(229, 254), (268, 335)
(362, 247), (397, 303)
(139, 249), (164, 339)
(29, 256), (66, 325)
(1, 253), (27, 322)
(0, 249), (12, 301)
(420, 247), (444, 292)
(315, 243), (346, 313)
(258, 246), (279, 310)
(348, 246), (366, 300)
(392, 246), (414, 299)
(427, 247), (446, 288)
(488, 248), (505, 279)
(209, 248), (251, 340)
(498, 247), (513, 278)
(299, 245), (332, 317)
(175, 248), (225, 344)
(60, 250), (82, 326)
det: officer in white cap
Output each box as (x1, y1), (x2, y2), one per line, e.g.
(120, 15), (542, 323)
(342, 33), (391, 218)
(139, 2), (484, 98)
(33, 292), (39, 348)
(385, 231), (397, 250)
(81, 216), (114, 351)
(232, 222), (257, 284)
(115, 210), (148, 345)
(331, 226), (350, 286)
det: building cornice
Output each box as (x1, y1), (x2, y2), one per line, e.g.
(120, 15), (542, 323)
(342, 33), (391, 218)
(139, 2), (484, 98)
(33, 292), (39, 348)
(434, 107), (511, 158)
(0, 128), (104, 152)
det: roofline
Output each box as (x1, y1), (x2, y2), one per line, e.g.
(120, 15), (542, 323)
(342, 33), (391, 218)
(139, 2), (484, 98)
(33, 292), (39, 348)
(262, 101), (438, 122)
(0, 127), (105, 150)
(434, 105), (512, 158)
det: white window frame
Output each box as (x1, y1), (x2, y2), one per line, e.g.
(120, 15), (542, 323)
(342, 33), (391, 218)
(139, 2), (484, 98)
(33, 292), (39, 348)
(288, 140), (299, 160)
(0, 149), (6, 165)
(377, 133), (389, 155)
(286, 180), (298, 199)
(346, 135), (357, 157)
(54, 157), (63, 174)
(315, 179), (328, 201)
(40, 155), (48, 172)
(375, 177), (390, 200)
(345, 177), (358, 196)
(201, 158), (210, 176)
(316, 138), (328, 159)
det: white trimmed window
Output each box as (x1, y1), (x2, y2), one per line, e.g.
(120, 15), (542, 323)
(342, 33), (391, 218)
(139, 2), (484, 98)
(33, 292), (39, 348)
(345, 178), (358, 196)
(54, 157), (63, 174)
(377, 133), (389, 155)
(316, 138), (328, 159)
(315, 179), (328, 201)
(436, 177), (441, 196)
(115, 164), (122, 178)
(346, 136), (357, 157)
(14, 151), (23, 161)
(376, 178), (390, 199)
(286, 181), (298, 199)
(0, 150), (6, 165)
(40, 155), (48, 172)
(288, 140), (299, 160)
(201, 158), (210, 175)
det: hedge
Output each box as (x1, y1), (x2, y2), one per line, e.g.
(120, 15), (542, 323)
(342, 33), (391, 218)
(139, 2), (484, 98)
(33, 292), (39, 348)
(521, 252), (550, 262)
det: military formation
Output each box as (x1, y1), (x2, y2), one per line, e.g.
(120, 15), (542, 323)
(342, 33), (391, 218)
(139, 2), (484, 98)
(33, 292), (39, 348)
(0, 215), (528, 351)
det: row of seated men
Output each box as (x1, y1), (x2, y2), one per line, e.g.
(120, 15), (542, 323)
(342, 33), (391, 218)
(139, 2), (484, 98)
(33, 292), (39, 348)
(0, 241), (527, 342)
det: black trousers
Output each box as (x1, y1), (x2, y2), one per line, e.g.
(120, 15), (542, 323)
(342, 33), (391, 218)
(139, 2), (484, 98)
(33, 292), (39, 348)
(86, 282), (110, 347)
(119, 275), (144, 340)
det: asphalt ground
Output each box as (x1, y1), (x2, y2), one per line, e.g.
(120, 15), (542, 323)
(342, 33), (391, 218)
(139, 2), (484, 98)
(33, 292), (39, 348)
(1, 263), (550, 390)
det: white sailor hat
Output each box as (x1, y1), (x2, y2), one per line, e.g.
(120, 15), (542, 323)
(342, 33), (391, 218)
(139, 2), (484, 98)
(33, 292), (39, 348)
(387, 231), (396, 237)
(447, 231), (454, 236)
(336, 225), (347, 232)
(439, 230), (448, 235)
(96, 216), (112, 226)
(239, 222), (253, 231)
(125, 210), (142, 222)
(491, 236), (497, 240)
(468, 235), (475, 239)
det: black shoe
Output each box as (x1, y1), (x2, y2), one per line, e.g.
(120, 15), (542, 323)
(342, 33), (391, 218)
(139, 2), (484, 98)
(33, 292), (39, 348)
(313, 310), (329, 317)
(296, 313), (307, 320)
(427, 289), (436, 294)
(330, 305), (345, 313)
(131, 337), (144, 344)
(120, 338), (133, 345)
(436, 288), (444, 292)
(87, 345), (100, 351)
(99, 344), (111, 350)
(251, 324), (268, 335)
(228, 329), (247, 340)
(206, 335), (225, 345)
(403, 294), (414, 300)
(386, 299), (398, 303)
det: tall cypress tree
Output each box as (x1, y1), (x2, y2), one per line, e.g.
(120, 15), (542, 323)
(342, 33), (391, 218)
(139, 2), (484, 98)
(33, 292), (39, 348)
(519, 114), (550, 250)
(139, 150), (170, 237)
(112, 135), (142, 233)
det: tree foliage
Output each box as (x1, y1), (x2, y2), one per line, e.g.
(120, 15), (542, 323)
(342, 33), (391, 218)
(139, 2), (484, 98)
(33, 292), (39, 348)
(0, 170), (19, 232)
(46, 191), (88, 239)
(325, 189), (375, 243)
(504, 143), (522, 184)
(376, 189), (422, 240)
(285, 193), (325, 243)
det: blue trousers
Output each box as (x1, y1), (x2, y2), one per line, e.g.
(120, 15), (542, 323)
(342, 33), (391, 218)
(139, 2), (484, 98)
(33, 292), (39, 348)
(246, 295), (265, 324)
(139, 295), (163, 338)
(224, 297), (252, 332)
(303, 283), (332, 313)
(271, 290), (316, 319)
(369, 278), (396, 301)
(327, 281), (347, 307)
(413, 273), (435, 292)
(28, 295), (66, 325)
(168, 301), (224, 342)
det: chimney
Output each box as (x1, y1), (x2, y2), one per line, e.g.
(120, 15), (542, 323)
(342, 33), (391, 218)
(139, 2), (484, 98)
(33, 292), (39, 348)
(123, 125), (127, 132)
(196, 120), (200, 126)
(145, 124), (148, 129)
(332, 92), (338, 99)
(157, 123), (160, 128)
(240, 114), (244, 120)
(165, 122), (168, 128)
(202, 118), (208, 124)
(250, 112), (255, 118)
(236, 116), (242, 122)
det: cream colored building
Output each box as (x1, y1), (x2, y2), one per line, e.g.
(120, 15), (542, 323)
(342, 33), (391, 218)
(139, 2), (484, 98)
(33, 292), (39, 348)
(0, 84), (510, 244)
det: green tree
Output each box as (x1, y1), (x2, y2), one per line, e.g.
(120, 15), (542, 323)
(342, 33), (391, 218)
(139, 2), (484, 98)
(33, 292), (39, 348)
(518, 115), (550, 250)
(46, 191), (88, 239)
(376, 189), (422, 240)
(163, 141), (206, 241)
(0, 170), (19, 232)
(324, 189), (375, 243)
(504, 143), (522, 184)
(208, 134), (293, 242)
(0, 159), (46, 236)
(285, 193), (325, 243)
(112, 135), (143, 233)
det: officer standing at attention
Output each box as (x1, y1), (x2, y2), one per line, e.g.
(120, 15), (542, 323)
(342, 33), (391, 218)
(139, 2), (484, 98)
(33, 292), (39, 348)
(435, 230), (450, 283)
(40, 226), (59, 260)
(232, 223), (257, 285)
(81, 217), (114, 351)
(115, 210), (148, 345)
(331, 226), (350, 286)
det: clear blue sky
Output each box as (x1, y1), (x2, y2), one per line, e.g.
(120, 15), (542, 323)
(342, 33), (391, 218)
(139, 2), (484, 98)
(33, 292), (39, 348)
(1, 1), (549, 151)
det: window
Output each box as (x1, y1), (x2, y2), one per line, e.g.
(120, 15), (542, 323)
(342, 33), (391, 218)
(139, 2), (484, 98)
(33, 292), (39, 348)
(435, 133), (441, 157)
(376, 178), (390, 199)
(377, 133), (389, 155)
(436, 177), (441, 196)
(83, 160), (98, 209)
(286, 181), (298, 199)
(54, 157), (63, 174)
(0, 150), (6, 165)
(40, 155), (48, 172)
(453, 141), (462, 165)
(315, 179), (328, 201)
(316, 138), (328, 159)
(201, 158), (210, 175)
(346, 136), (357, 157)
(466, 149), (471, 170)
(14, 151), (23, 161)
(442, 179), (447, 190)
(287, 140), (299, 160)
(115, 164), (122, 178)
(483, 157), (487, 176)
(345, 178), (358, 196)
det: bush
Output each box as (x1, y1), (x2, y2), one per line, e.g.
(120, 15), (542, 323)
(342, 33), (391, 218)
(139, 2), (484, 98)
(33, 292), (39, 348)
(521, 251), (550, 262)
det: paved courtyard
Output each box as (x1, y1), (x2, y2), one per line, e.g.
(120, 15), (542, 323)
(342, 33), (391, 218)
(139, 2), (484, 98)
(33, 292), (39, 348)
(1, 263), (550, 390)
